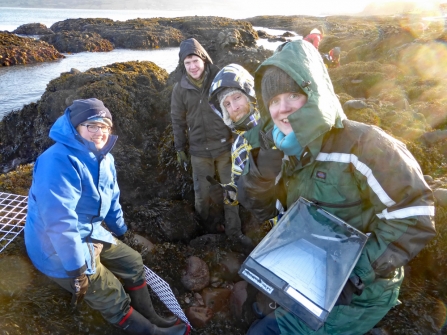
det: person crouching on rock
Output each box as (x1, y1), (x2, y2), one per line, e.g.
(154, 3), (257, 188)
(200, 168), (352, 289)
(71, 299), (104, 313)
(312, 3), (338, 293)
(24, 98), (190, 335)
(238, 40), (435, 334)
(303, 28), (323, 50)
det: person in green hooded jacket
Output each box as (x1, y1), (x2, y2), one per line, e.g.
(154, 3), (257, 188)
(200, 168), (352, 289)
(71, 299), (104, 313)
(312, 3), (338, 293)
(238, 40), (436, 334)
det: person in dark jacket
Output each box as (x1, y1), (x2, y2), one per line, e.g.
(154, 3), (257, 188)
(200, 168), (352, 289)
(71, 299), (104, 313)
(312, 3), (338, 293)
(170, 38), (248, 246)
(25, 98), (189, 335)
(208, 63), (283, 230)
(238, 40), (436, 334)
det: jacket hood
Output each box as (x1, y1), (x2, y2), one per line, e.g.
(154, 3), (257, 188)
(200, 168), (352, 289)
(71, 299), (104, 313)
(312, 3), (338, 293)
(50, 109), (117, 155)
(254, 40), (346, 148)
(178, 38), (213, 65)
(209, 63), (259, 131)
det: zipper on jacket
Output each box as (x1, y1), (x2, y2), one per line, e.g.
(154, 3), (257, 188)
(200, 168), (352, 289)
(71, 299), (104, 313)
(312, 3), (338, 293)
(87, 155), (104, 271)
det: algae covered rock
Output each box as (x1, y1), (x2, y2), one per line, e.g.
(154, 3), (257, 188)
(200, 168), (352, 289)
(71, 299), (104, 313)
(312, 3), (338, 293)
(0, 31), (64, 66)
(40, 30), (114, 53)
(13, 23), (54, 35)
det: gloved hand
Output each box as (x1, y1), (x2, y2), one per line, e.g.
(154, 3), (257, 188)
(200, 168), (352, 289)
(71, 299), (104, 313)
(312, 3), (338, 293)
(207, 175), (224, 205)
(176, 150), (189, 170)
(256, 148), (284, 179)
(335, 275), (364, 306)
(70, 273), (89, 307)
(116, 230), (132, 243)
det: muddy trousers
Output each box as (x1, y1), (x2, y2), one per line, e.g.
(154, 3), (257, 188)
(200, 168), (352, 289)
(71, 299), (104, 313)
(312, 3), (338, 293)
(191, 151), (242, 238)
(50, 239), (146, 324)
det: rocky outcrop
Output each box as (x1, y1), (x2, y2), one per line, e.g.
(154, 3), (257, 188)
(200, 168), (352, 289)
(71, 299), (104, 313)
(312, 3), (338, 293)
(2, 14), (447, 335)
(13, 23), (54, 35)
(40, 30), (114, 52)
(47, 16), (258, 51)
(0, 31), (64, 66)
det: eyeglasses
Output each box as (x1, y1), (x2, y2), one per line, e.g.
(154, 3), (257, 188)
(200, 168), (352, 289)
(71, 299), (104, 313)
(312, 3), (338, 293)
(80, 124), (111, 133)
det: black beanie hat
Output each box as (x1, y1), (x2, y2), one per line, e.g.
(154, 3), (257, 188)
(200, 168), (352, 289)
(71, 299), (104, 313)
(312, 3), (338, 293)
(69, 98), (112, 128)
(261, 66), (303, 108)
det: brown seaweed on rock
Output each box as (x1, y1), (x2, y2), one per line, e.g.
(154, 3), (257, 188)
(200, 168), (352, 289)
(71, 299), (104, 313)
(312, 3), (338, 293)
(2, 14), (447, 334)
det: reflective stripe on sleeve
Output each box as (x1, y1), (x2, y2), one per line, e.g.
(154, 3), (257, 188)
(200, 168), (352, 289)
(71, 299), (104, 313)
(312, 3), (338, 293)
(316, 152), (396, 207)
(377, 206), (435, 219)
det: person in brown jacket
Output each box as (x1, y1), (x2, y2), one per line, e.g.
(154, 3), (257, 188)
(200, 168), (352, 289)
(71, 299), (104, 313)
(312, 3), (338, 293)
(170, 38), (252, 248)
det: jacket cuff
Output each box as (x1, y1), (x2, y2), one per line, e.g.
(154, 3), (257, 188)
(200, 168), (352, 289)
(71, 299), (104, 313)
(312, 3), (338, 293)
(353, 252), (375, 286)
(66, 264), (87, 277)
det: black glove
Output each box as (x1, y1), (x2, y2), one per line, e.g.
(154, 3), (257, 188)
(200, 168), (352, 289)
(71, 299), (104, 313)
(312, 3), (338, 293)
(256, 148), (284, 179)
(335, 275), (364, 306)
(70, 273), (89, 307)
(176, 150), (189, 170)
(207, 175), (224, 205)
(116, 230), (131, 242)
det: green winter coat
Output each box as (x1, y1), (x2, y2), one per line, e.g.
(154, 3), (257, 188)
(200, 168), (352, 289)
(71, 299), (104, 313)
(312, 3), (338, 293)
(239, 40), (436, 334)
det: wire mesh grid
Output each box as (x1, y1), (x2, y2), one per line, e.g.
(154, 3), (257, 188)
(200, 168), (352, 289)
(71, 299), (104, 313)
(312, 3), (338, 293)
(144, 265), (191, 327)
(0, 192), (28, 254)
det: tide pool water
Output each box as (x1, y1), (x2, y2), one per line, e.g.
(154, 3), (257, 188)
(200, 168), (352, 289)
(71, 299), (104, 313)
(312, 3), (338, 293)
(0, 7), (300, 119)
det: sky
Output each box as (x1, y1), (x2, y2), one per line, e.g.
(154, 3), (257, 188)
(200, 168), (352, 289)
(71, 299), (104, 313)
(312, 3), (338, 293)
(218, 0), (445, 16)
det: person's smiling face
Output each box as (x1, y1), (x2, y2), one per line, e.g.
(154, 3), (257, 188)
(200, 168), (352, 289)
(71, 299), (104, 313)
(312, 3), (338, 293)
(222, 91), (251, 123)
(268, 92), (308, 135)
(184, 55), (205, 80)
(77, 122), (111, 150)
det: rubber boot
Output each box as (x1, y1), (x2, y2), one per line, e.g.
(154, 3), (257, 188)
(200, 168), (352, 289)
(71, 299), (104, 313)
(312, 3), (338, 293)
(125, 282), (178, 328)
(116, 307), (190, 335)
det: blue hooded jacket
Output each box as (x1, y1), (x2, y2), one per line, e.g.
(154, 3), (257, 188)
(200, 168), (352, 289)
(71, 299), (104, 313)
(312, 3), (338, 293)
(24, 109), (127, 278)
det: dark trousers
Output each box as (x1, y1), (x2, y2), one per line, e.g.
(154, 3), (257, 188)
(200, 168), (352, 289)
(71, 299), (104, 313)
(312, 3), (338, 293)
(50, 239), (145, 324)
(191, 151), (242, 238)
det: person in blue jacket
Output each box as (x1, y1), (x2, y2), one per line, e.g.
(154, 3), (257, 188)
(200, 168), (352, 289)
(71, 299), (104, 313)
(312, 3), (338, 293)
(24, 98), (189, 335)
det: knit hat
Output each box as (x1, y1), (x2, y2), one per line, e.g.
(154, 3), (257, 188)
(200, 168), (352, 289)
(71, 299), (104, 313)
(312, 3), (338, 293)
(310, 28), (321, 35)
(69, 98), (113, 128)
(261, 66), (304, 108)
(217, 88), (249, 126)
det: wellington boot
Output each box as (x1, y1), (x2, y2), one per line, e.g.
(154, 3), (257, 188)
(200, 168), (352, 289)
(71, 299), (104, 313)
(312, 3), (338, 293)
(117, 307), (190, 335)
(126, 283), (178, 327)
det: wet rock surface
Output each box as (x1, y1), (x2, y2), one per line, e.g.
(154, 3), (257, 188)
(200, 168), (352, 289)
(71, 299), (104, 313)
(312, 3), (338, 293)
(13, 23), (54, 35)
(0, 31), (64, 66)
(40, 30), (114, 52)
(1, 14), (447, 335)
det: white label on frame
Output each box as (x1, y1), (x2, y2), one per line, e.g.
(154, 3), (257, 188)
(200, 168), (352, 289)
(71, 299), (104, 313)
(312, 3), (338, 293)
(242, 269), (274, 294)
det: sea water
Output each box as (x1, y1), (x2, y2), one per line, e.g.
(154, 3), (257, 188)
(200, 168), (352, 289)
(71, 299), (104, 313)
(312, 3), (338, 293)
(0, 8), (299, 119)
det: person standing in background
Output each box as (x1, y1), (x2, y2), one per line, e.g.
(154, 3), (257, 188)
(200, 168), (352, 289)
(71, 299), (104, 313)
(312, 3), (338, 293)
(170, 38), (249, 247)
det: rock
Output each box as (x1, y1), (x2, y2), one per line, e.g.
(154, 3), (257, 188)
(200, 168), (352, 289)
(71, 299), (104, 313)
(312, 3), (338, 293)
(217, 28), (242, 50)
(184, 306), (213, 328)
(282, 31), (295, 37)
(181, 256), (210, 292)
(343, 99), (368, 110)
(433, 188), (447, 207)
(0, 31), (64, 66)
(424, 175), (434, 183)
(229, 281), (248, 320)
(201, 287), (232, 313)
(40, 30), (114, 53)
(189, 234), (227, 249)
(212, 251), (244, 282)
(194, 292), (205, 306)
(132, 233), (154, 252)
(421, 130), (447, 145)
(13, 23), (54, 35)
